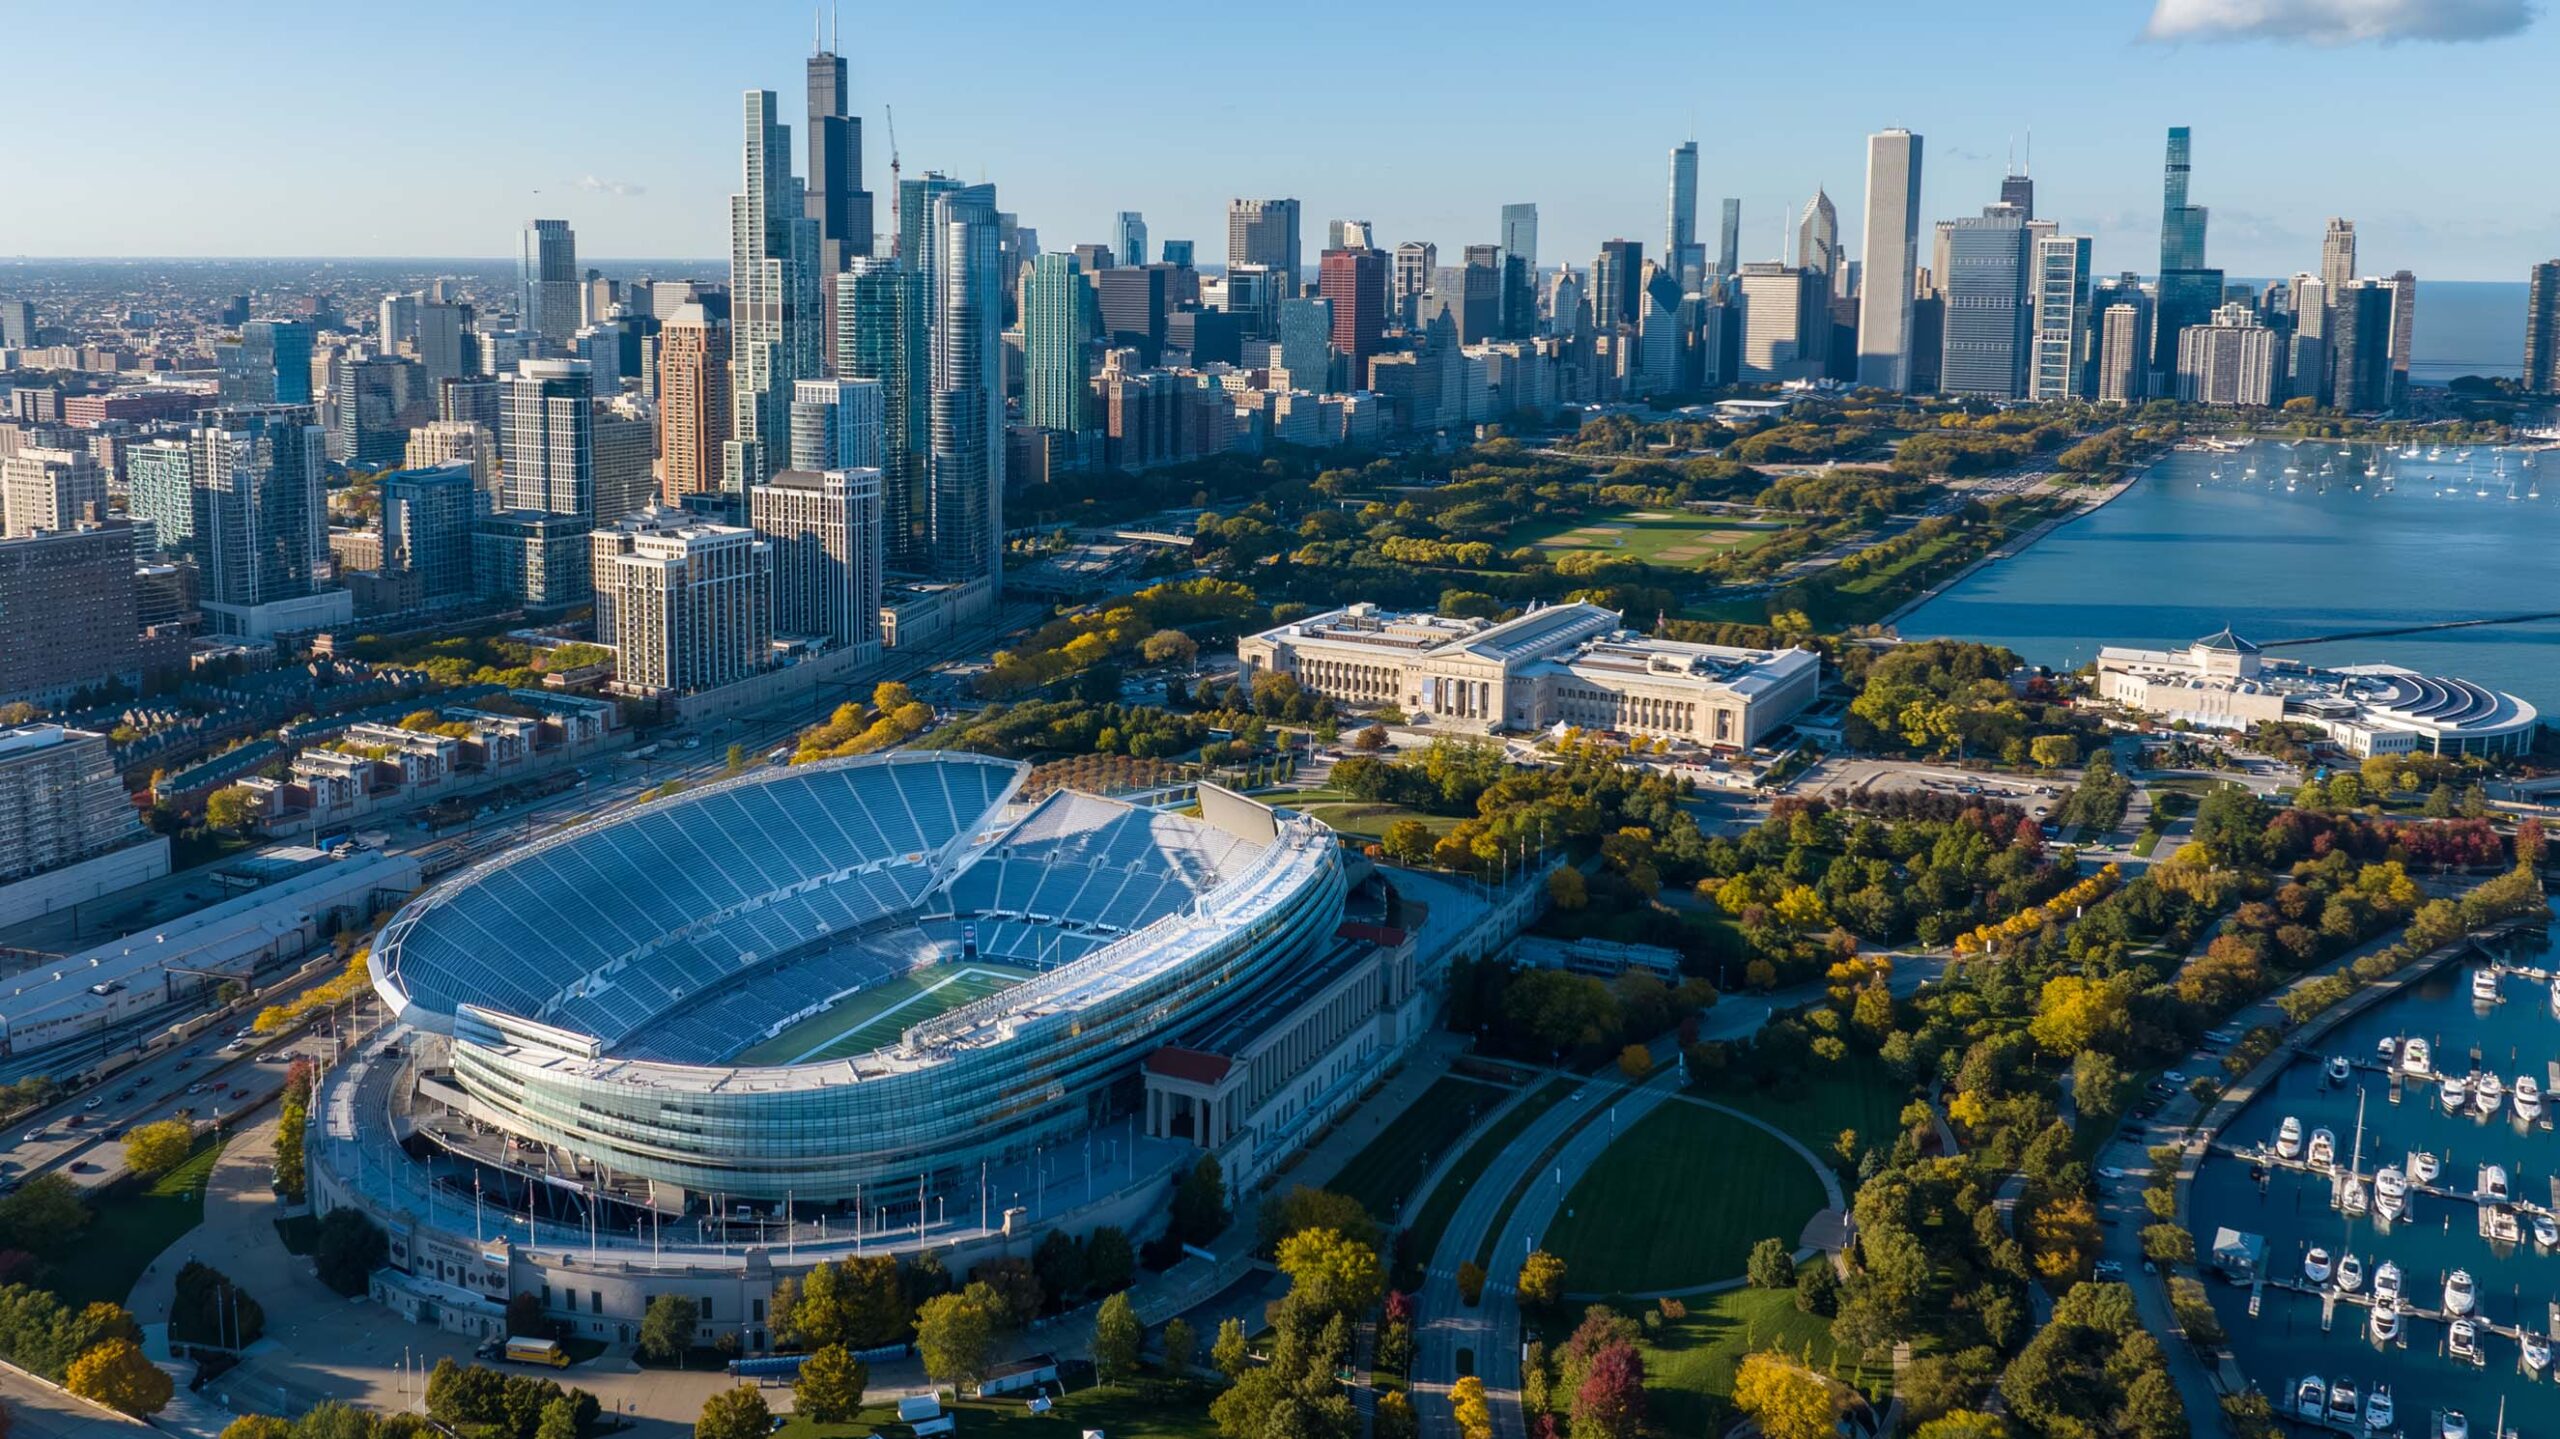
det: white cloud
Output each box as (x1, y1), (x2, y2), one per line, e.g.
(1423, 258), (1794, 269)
(2143, 0), (2534, 43)
(575, 175), (646, 197)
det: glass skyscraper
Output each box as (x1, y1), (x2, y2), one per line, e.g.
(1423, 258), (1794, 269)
(1940, 208), (2033, 398)
(837, 258), (919, 570)
(926, 183), (1004, 589)
(1022, 252), (1096, 433)
(726, 90), (823, 497)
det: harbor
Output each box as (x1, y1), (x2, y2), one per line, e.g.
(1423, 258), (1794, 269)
(2190, 934), (2560, 1435)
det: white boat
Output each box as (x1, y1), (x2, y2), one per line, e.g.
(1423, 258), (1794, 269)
(2479, 1076), (2507, 1116)
(2445, 1409), (2469, 1439)
(2375, 1260), (2404, 1304)
(2338, 1253), (2365, 1291)
(2371, 1299), (2402, 1342)
(2378, 1165), (2409, 1198)
(2537, 1213), (2558, 1248)
(2367, 1383), (2394, 1430)
(2277, 1115), (2305, 1158)
(2330, 1379), (2361, 1425)
(2484, 1206), (2521, 1244)
(2405, 1037), (2434, 1074)
(2443, 1074), (2471, 1111)
(2413, 1150), (2442, 1184)
(2341, 1176), (2371, 1215)
(2310, 1128), (2339, 1167)
(2306, 1246), (2335, 1282)
(2382, 1036), (2401, 1061)
(2476, 968), (2504, 1002)
(2299, 1376), (2329, 1418)
(2480, 1164), (2511, 1203)
(2451, 1317), (2482, 1361)
(2330, 1055), (2354, 1083)
(2519, 1074), (2544, 1120)
(2529, 1332), (2553, 1373)
(2376, 1186), (2407, 1221)
(2549, 974), (2560, 1018)
(2447, 1267), (2479, 1314)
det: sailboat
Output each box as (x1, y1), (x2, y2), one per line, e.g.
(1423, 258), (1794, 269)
(2337, 1089), (2370, 1214)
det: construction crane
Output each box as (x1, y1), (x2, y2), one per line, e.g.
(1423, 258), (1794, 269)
(884, 104), (902, 257)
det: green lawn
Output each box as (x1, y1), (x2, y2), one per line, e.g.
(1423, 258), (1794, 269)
(732, 962), (1036, 1066)
(56, 1132), (229, 1308)
(1705, 1050), (1910, 1162)
(1258, 789), (1460, 844)
(1539, 1103), (1827, 1295)
(1395, 1078), (1571, 1288)
(1506, 509), (1781, 569)
(1628, 1282), (1888, 1436)
(779, 1384), (1216, 1439)
(1325, 1076), (1511, 1225)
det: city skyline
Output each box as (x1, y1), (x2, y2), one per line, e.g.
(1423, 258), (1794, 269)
(2, 1), (2553, 280)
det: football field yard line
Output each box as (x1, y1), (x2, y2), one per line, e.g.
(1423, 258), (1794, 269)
(787, 965), (1026, 1064)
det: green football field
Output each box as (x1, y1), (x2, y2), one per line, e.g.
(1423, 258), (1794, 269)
(733, 961), (1036, 1066)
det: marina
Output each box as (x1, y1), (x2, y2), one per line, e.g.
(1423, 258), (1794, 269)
(2191, 935), (2560, 1432)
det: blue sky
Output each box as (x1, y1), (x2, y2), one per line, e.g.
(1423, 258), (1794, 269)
(1, 0), (2551, 280)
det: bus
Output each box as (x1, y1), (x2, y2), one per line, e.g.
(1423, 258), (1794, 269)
(503, 1337), (569, 1369)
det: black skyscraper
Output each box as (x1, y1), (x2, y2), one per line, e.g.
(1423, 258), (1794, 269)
(808, 40), (874, 363)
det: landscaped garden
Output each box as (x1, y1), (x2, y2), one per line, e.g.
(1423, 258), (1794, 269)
(1538, 1101), (1828, 1296)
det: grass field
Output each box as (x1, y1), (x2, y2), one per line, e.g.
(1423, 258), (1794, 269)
(56, 1132), (228, 1308)
(1539, 1102), (1828, 1295)
(1326, 1076), (1511, 1224)
(1627, 1281), (1888, 1435)
(1507, 510), (1780, 569)
(1255, 789), (1461, 844)
(1706, 1051), (1910, 1162)
(1395, 1077), (1571, 1288)
(732, 962), (1035, 1066)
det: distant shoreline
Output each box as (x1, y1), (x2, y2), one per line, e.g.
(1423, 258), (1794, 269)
(1880, 468), (2145, 633)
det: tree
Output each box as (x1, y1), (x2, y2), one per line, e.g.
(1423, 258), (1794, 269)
(1092, 1291), (1142, 1383)
(1451, 1376), (1493, 1439)
(1615, 1044), (1653, 1079)
(694, 1386), (769, 1439)
(792, 1345), (868, 1423)
(1259, 1186), (1383, 1255)
(1915, 1413), (2010, 1439)
(1171, 1155), (1228, 1245)
(913, 1291), (994, 1391)
(1353, 723), (1389, 752)
(2026, 1196), (2100, 1282)
(534, 1398), (579, 1439)
(1733, 1352), (1838, 1439)
(65, 1338), (171, 1416)
(1382, 819), (1437, 867)
(223, 1418), (293, 1439)
(1547, 866), (1589, 909)
(2028, 734), (2078, 769)
(1456, 1261), (1485, 1305)
(1568, 1342), (1645, 1439)
(1085, 1227), (1137, 1294)
(1274, 1227), (1383, 1318)
(1516, 1251), (1567, 1312)
(0, 1175), (87, 1255)
(205, 785), (259, 831)
(636, 1294), (698, 1364)
(1161, 1316), (1197, 1376)
(310, 1209), (386, 1296)
(1211, 1316), (1250, 1380)
(1375, 1390), (1418, 1439)
(1141, 630), (1199, 669)
(1746, 1237), (1796, 1290)
(121, 1120), (193, 1178)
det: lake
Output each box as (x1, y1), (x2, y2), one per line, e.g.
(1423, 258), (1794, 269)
(1899, 441), (2560, 719)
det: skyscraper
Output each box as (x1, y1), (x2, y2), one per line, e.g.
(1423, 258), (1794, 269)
(806, 39), (873, 359)
(751, 466), (881, 652)
(1227, 199), (1302, 297)
(522, 220), (580, 353)
(1277, 297), (1334, 393)
(1319, 248), (1388, 388)
(1667, 142), (1699, 271)
(1797, 189), (1839, 279)
(502, 359), (595, 516)
(790, 378), (885, 472)
(2000, 169), (2035, 221)
(1593, 240), (1642, 330)
(2330, 279), (2396, 412)
(838, 256), (920, 569)
(1735, 264), (1827, 383)
(217, 320), (314, 406)
(1856, 129), (1923, 391)
(2028, 235), (2093, 400)
(2527, 261), (2560, 395)
(1022, 252), (1097, 433)
(2176, 303), (2281, 407)
(1716, 199), (1742, 284)
(2321, 219), (2358, 295)
(726, 90), (824, 496)
(1501, 204), (1539, 274)
(1391, 242), (1435, 328)
(657, 304), (732, 504)
(590, 509), (773, 696)
(2097, 302), (2149, 403)
(0, 531), (144, 706)
(1, 448), (106, 539)
(380, 462), (482, 601)
(1940, 207), (2033, 399)
(1115, 212), (1148, 270)
(2387, 269), (2417, 409)
(2154, 127), (2221, 377)
(193, 404), (345, 637)
(924, 182), (1005, 588)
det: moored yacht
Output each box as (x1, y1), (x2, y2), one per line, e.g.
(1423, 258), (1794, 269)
(2447, 1267), (2478, 1315)
(2480, 1164), (2511, 1203)
(2529, 1332), (2554, 1374)
(2329, 1379), (2361, 1425)
(2537, 1213), (2558, 1249)
(2443, 1074), (2471, 1111)
(2478, 1073), (2506, 1115)
(2337, 1253), (2365, 1291)
(2475, 967), (2504, 1002)
(2450, 1317), (2482, 1362)
(2374, 1261), (2403, 1305)
(2405, 1037), (2433, 1074)
(2367, 1383), (2394, 1431)
(2306, 1246), (2335, 1283)
(2519, 1074), (2544, 1120)
(2310, 1128), (2339, 1168)
(2371, 1299), (2402, 1343)
(2444, 1409), (2469, 1439)
(2412, 1150), (2442, 1184)
(2330, 1054), (2354, 1083)
(2299, 1376), (2329, 1418)
(2277, 1116), (2304, 1158)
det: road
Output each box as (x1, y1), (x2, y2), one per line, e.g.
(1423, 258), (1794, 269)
(1410, 958), (1944, 1439)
